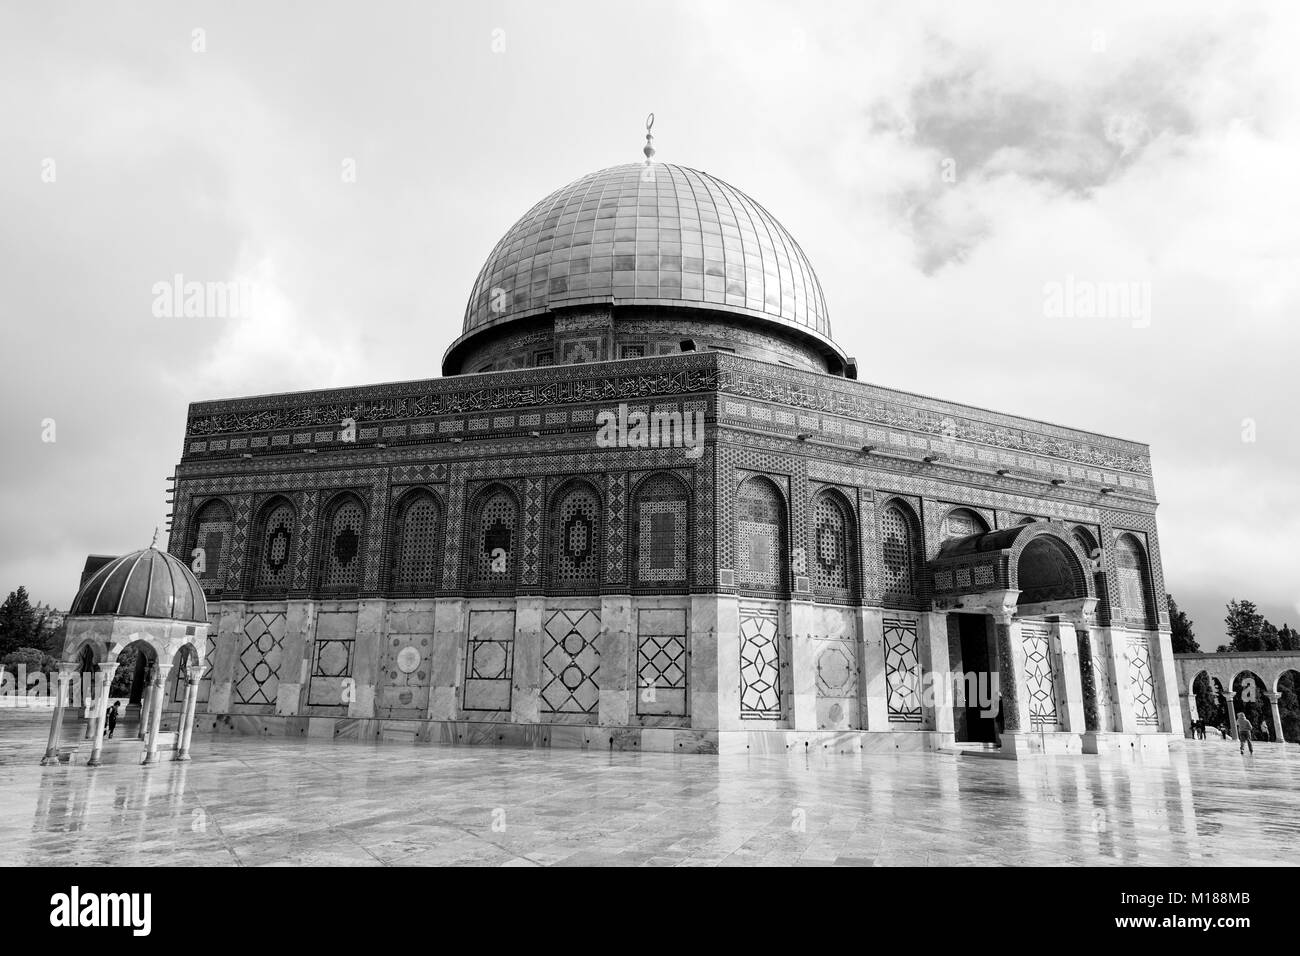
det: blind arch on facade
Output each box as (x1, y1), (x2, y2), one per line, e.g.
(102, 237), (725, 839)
(1115, 533), (1154, 625)
(631, 471), (691, 587)
(391, 489), (443, 592)
(548, 479), (603, 590)
(189, 498), (232, 594)
(466, 485), (520, 592)
(252, 497), (297, 593)
(879, 499), (919, 599)
(811, 488), (856, 601)
(735, 475), (788, 593)
(318, 493), (366, 591)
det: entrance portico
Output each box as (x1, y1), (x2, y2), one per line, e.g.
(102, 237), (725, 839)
(929, 520), (1179, 756)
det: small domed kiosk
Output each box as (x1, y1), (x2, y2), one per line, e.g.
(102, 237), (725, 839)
(44, 545), (210, 767)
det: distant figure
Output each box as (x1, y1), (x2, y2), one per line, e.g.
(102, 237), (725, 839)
(1219, 723), (1229, 740)
(1198, 719), (1207, 740)
(1237, 712), (1254, 755)
(1258, 723), (1270, 744)
(106, 701), (120, 739)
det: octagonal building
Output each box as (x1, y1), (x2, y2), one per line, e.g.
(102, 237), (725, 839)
(165, 152), (1180, 757)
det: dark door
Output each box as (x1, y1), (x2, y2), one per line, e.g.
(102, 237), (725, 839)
(958, 614), (997, 743)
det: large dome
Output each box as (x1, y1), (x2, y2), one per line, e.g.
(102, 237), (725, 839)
(70, 548), (207, 624)
(461, 163), (832, 340)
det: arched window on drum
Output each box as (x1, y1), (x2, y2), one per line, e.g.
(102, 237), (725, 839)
(811, 490), (857, 603)
(467, 486), (519, 593)
(549, 481), (602, 591)
(318, 493), (366, 592)
(188, 498), (232, 595)
(879, 500), (920, 599)
(391, 490), (442, 593)
(735, 476), (788, 594)
(251, 497), (297, 593)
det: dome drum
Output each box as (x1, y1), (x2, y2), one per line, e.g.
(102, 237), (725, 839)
(447, 162), (851, 377)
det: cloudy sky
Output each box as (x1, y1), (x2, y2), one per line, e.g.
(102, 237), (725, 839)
(1, 0), (1295, 642)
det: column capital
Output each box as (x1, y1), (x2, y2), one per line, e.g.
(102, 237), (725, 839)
(57, 661), (80, 675)
(96, 660), (119, 673)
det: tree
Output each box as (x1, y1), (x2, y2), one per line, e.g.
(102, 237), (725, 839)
(0, 587), (39, 657)
(110, 645), (138, 697)
(1, 647), (55, 692)
(1167, 594), (1199, 653)
(1279, 624), (1300, 652)
(1224, 599), (1267, 652)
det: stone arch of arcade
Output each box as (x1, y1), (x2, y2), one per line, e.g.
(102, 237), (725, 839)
(1175, 651), (1300, 743)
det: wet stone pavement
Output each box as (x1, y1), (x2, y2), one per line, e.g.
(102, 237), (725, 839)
(0, 709), (1296, 866)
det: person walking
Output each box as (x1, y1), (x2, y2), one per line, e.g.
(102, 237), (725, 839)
(106, 701), (120, 739)
(1237, 711), (1254, 755)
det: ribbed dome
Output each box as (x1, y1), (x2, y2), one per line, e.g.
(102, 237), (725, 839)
(463, 163), (831, 338)
(69, 548), (207, 624)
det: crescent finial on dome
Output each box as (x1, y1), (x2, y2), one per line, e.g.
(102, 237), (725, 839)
(643, 112), (656, 164)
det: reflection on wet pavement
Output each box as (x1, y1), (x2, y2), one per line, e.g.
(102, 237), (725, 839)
(1, 710), (1294, 866)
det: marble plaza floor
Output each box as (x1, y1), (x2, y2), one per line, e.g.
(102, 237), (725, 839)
(0, 709), (1296, 866)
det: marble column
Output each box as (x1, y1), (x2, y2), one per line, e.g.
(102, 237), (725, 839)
(1101, 628), (1138, 733)
(597, 594), (633, 727)
(789, 597), (817, 731)
(142, 665), (171, 766)
(919, 611), (953, 735)
(349, 598), (385, 718)
(40, 663), (77, 765)
(714, 593), (741, 731)
(428, 598), (468, 721)
(687, 595), (720, 731)
(1147, 628), (1183, 734)
(174, 673), (201, 761)
(858, 608), (888, 731)
(1054, 620), (1087, 732)
(137, 665), (153, 741)
(85, 662), (119, 768)
(511, 596), (545, 725)
(276, 599), (315, 716)
(1268, 695), (1284, 743)
(1222, 692), (1238, 740)
(994, 612), (1030, 734)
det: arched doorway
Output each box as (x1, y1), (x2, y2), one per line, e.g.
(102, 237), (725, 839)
(112, 639), (159, 740)
(1190, 671), (1221, 732)
(1276, 670), (1300, 744)
(1233, 671), (1273, 742)
(1014, 534), (1091, 734)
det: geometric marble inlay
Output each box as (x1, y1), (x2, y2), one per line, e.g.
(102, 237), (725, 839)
(883, 617), (922, 723)
(739, 605), (782, 719)
(541, 608), (601, 715)
(1021, 624), (1059, 730)
(234, 611), (286, 706)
